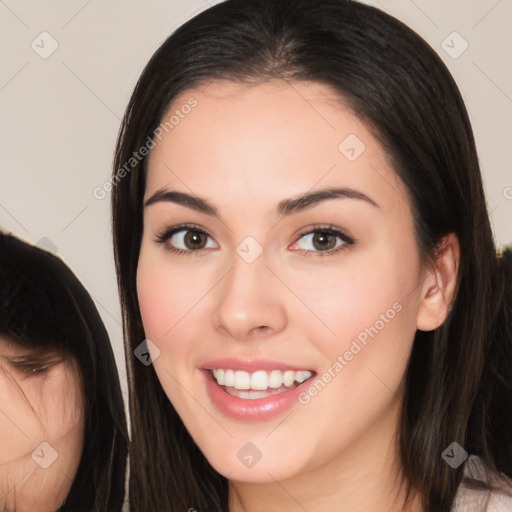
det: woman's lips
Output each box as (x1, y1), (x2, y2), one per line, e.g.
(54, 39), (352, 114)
(201, 368), (315, 422)
(200, 357), (314, 373)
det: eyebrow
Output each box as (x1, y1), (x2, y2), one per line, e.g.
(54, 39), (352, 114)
(144, 187), (379, 219)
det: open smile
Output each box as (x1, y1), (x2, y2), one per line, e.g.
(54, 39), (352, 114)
(201, 361), (316, 421)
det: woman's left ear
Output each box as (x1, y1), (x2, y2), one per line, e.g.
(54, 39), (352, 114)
(416, 232), (460, 332)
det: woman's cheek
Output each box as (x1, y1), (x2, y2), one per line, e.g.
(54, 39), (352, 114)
(137, 248), (173, 339)
(308, 272), (396, 343)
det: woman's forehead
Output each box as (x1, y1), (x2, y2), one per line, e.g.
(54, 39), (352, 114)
(145, 80), (408, 218)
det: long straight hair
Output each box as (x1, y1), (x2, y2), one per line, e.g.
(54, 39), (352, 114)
(0, 232), (128, 511)
(111, 1), (512, 510)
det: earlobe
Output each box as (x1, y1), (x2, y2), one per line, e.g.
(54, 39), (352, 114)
(416, 233), (460, 332)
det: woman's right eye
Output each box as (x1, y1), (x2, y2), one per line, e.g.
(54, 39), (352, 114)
(154, 224), (218, 256)
(15, 362), (50, 374)
(5, 360), (50, 376)
(2, 355), (62, 376)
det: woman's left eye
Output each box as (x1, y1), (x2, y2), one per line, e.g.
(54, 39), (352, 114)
(290, 225), (355, 257)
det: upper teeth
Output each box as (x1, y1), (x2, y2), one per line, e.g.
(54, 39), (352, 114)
(211, 369), (312, 390)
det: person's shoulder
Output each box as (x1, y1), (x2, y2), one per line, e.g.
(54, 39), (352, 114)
(486, 489), (512, 512)
(452, 455), (512, 511)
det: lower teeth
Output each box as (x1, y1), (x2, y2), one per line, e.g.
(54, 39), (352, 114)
(223, 384), (297, 399)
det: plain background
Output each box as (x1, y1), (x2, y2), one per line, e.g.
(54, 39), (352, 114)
(1, 0), (511, 408)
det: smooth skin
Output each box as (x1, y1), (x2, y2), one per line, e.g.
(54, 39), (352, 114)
(136, 79), (459, 512)
(0, 337), (84, 512)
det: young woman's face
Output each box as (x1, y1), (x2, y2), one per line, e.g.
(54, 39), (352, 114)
(137, 79), (429, 482)
(0, 337), (84, 511)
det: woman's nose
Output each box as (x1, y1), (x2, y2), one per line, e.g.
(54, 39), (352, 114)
(210, 248), (287, 342)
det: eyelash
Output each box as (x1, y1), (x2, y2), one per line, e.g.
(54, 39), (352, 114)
(154, 223), (355, 258)
(10, 361), (50, 375)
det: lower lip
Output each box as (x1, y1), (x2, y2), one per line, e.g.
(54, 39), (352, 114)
(202, 370), (311, 422)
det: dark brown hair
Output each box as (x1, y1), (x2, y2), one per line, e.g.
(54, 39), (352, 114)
(0, 232), (128, 511)
(111, 1), (512, 510)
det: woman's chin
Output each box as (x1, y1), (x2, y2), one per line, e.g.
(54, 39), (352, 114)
(204, 449), (305, 484)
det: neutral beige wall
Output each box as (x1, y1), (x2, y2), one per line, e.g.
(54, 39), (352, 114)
(1, 0), (511, 405)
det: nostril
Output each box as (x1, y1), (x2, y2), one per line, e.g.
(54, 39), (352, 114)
(249, 325), (269, 336)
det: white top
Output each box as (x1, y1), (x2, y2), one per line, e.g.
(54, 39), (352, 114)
(452, 455), (512, 511)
